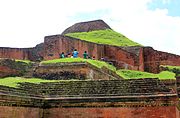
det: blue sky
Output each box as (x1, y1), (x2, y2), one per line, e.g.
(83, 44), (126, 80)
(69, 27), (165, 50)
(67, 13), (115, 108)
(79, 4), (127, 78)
(148, 0), (180, 17)
(0, 0), (179, 55)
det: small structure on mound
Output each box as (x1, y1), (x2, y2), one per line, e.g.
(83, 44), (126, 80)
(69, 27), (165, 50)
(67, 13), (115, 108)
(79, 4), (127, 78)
(61, 19), (111, 35)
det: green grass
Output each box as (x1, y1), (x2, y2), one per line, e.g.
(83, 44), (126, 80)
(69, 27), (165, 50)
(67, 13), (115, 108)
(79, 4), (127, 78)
(116, 69), (157, 79)
(116, 70), (176, 80)
(42, 58), (86, 64)
(65, 29), (142, 47)
(15, 59), (32, 64)
(160, 65), (180, 70)
(0, 77), (60, 88)
(87, 59), (116, 72)
(158, 71), (176, 80)
(41, 58), (116, 72)
(160, 65), (180, 76)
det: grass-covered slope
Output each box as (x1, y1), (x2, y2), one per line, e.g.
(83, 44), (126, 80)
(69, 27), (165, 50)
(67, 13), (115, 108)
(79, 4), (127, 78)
(65, 29), (142, 47)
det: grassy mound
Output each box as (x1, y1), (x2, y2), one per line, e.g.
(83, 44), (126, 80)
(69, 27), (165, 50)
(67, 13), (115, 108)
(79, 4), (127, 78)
(41, 58), (116, 72)
(0, 77), (60, 88)
(65, 29), (142, 47)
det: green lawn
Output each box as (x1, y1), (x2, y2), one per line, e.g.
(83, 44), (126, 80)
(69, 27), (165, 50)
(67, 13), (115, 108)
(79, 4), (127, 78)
(65, 29), (142, 47)
(0, 77), (60, 88)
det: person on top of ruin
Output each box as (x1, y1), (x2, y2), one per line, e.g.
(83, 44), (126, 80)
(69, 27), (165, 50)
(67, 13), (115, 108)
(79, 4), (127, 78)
(101, 57), (104, 61)
(72, 49), (79, 58)
(83, 51), (88, 59)
(67, 53), (71, 58)
(92, 56), (95, 60)
(60, 52), (65, 58)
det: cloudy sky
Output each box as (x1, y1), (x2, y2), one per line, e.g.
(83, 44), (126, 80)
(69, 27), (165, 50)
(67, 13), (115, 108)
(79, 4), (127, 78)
(0, 0), (179, 55)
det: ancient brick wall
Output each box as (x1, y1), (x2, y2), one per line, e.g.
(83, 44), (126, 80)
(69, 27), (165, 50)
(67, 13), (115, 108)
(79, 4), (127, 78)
(35, 63), (118, 80)
(0, 47), (31, 60)
(44, 35), (104, 60)
(0, 66), (18, 77)
(0, 44), (44, 61)
(0, 58), (31, 77)
(0, 106), (177, 118)
(43, 35), (142, 70)
(44, 106), (178, 118)
(0, 106), (42, 118)
(143, 47), (180, 73)
(104, 46), (143, 70)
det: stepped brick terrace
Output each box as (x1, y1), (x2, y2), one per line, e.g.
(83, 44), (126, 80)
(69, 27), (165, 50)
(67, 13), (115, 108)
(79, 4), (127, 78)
(0, 20), (180, 118)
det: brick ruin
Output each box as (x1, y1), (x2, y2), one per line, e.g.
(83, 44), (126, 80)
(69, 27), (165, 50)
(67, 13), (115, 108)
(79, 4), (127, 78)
(1, 20), (180, 73)
(0, 20), (180, 117)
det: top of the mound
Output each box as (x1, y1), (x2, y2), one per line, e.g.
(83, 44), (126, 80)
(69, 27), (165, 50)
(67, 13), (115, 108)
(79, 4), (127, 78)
(61, 19), (111, 35)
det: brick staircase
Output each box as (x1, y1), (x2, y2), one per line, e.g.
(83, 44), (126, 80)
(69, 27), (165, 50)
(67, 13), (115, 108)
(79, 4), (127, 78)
(0, 78), (172, 98)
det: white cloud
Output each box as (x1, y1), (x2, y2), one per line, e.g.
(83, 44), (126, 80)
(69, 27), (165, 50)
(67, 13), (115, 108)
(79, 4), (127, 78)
(0, 0), (179, 55)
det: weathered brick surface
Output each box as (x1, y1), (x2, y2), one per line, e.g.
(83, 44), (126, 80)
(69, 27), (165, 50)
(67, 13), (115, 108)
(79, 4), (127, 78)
(104, 46), (141, 70)
(0, 66), (18, 77)
(45, 106), (178, 118)
(0, 47), (31, 60)
(35, 63), (118, 80)
(1, 36), (179, 73)
(43, 35), (142, 70)
(143, 47), (180, 73)
(0, 106), (178, 118)
(0, 106), (41, 118)
(0, 58), (31, 77)
(43, 35), (104, 60)
(0, 43), (44, 61)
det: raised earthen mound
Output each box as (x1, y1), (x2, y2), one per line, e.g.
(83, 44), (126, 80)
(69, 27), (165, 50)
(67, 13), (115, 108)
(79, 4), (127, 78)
(61, 19), (111, 34)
